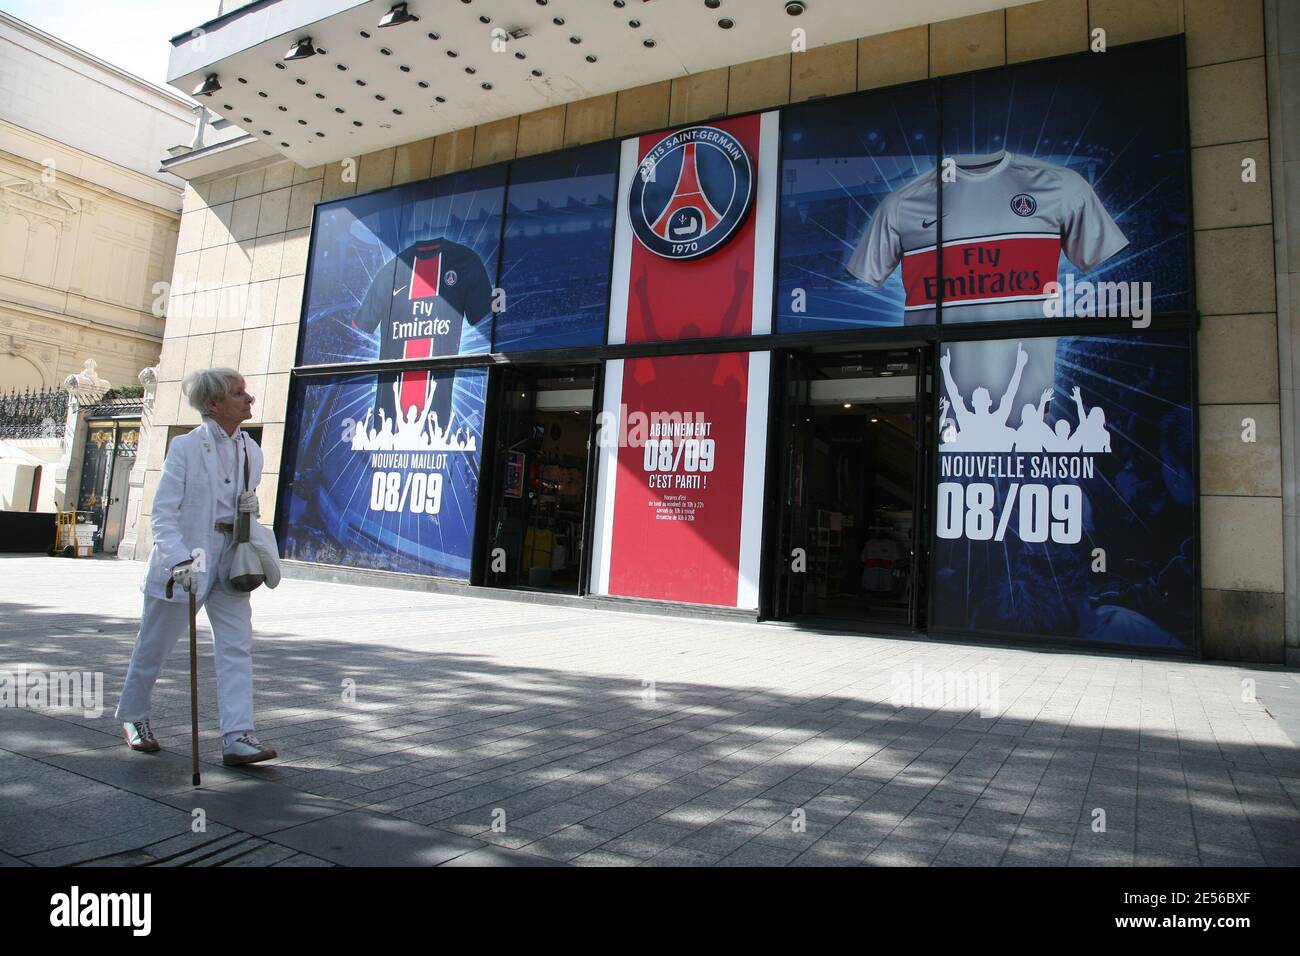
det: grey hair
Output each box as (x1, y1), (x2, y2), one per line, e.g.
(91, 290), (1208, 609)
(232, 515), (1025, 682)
(182, 367), (243, 415)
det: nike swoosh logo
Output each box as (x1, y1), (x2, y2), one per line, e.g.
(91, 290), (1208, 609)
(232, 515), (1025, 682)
(392, 285), (407, 297)
(922, 218), (943, 229)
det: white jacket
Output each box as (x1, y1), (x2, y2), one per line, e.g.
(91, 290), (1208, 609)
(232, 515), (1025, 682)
(143, 422), (264, 601)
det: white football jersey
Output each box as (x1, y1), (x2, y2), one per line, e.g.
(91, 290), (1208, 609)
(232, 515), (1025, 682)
(846, 151), (1128, 324)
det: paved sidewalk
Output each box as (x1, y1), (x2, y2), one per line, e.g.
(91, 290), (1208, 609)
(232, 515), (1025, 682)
(2, 555), (1298, 867)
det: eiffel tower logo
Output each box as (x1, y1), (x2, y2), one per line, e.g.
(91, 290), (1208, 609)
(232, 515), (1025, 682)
(649, 143), (722, 242)
(628, 124), (753, 261)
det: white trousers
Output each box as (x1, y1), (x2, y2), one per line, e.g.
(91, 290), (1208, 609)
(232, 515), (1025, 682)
(115, 539), (255, 737)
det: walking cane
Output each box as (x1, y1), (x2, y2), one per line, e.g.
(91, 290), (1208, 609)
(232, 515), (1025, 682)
(187, 582), (200, 786)
(166, 567), (201, 786)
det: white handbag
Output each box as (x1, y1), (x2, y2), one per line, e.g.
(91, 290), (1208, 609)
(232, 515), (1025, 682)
(249, 519), (282, 588)
(228, 439), (282, 592)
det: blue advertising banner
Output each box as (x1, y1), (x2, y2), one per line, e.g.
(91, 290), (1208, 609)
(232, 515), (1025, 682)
(930, 330), (1195, 649)
(776, 82), (939, 333)
(299, 188), (404, 364)
(277, 368), (488, 578)
(298, 167), (506, 367)
(494, 141), (619, 351)
(938, 37), (1189, 323)
(776, 37), (1189, 332)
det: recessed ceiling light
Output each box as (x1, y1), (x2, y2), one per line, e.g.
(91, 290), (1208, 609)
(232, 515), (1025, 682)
(261, 129), (271, 136)
(705, 0), (721, 7)
(427, 32), (440, 40)
(515, 51), (526, 59)
(418, 80), (430, 88)
(531, 69), (543, 76)
(236, 77), (247, 83)
(481, 82), (493, 89)
(379, 47), (392, 55)
(585, 54), (597, 62)
(479, 15), (491, 23)
(392, 108), (403, 114)
(785, 0), (806, 14)
(336, 63), (347, 70)
(315, 132), (325, 137)
(465, 66), (476, 74)
(297, 119), (307, 125)
(399, 64), (411, 72)
(314, 92), (325, 99)
(553, 17), (565, 25)
(447, 49), (458, 57)
(294, 78), (306, 85)
(334, 107), (345, 113)
(359, 30), (371, 38)
(375, 94), (386, 101)
(274, 62), (286, 69)
(277, 105), (287, 111)
(435, 95), (446, 102)
(353, 120), (363, 126)
(355, 79), (367, 86)
(257, 91), (268, 97)
(569, 35), (581, 44)
(718, 17), (734, 28)
(643, 38), (656, 47)
(628, 19), (640, 27)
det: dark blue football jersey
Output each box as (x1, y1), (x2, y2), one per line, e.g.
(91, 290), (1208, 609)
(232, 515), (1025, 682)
(355, 238), (493, 437)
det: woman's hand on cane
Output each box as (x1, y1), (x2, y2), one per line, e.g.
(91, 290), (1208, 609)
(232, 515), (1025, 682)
(171, 559), (198, 594)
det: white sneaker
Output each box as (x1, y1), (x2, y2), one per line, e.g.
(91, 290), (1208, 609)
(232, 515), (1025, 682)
(123, 720), (160, 753)
(222, 733), (277, 766)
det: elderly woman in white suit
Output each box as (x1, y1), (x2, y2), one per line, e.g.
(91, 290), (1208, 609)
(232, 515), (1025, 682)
(115, 367), (277, 766)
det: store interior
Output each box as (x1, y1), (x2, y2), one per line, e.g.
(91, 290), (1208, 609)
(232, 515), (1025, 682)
(778, 349), (921, 628)
(487, 367), (594, 594)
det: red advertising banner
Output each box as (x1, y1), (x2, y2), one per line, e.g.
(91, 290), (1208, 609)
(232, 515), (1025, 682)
(593, 351), (769, 608)
(609, 112), (779, 345)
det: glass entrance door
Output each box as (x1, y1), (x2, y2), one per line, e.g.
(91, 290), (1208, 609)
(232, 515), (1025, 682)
(773, 349), (923, 629)
(484, 366), (596, 594)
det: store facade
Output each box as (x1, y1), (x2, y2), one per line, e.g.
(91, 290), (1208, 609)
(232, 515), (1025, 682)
(151, 0), (1295, 664)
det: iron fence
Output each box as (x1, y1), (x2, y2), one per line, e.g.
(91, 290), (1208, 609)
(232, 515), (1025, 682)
(0, 386), (67, 440)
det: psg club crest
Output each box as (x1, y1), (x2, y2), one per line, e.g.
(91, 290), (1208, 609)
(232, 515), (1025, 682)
(629, 125), (754, 261)
(1010, 193), (1038, 217)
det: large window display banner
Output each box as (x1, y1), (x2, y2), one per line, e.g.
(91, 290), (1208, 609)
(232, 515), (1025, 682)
(931, 330), (1195, 649)
(776, 37), (1188, 331)
(776, 82), (939, 332)
(493, 141), (620, 352)
(298, 167), (506, 368)
(937, 37), (1189, 323)
(590, 352), (769, 609)
(277, 368), (487, 578)
(608, 112), (780, 345)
